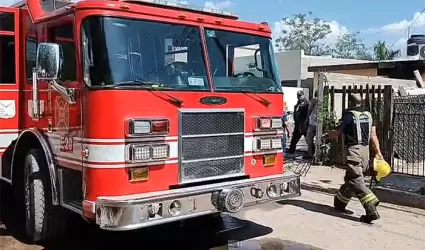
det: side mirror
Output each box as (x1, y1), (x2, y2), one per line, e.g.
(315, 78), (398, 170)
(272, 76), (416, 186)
(36, 42), (62, 80)
(34, 42), (75, 104)
(254, 48), (265, 72)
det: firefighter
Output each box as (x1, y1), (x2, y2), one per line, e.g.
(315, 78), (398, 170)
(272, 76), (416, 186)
(323, 93), (383, 223)
(288, 90), (310, 154)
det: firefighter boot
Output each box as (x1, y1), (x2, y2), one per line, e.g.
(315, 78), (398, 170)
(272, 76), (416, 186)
(334, 188), (352, 214)
(334, 196), (350, 213)
(360, 201), (380, 223)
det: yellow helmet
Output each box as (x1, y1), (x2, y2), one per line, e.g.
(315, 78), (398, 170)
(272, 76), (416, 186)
(373, 157), (391, 182)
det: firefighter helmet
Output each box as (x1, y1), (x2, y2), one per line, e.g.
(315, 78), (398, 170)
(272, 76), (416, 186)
(373, 157), (391, 181)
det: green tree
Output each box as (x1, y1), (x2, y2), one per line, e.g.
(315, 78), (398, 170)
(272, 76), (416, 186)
(274, 11), (332, 56)
(373, 40), (400, 60)
(332, 32), (373, 60)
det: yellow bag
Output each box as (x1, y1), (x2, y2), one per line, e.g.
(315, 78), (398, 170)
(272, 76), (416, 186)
(373, 157), (391, 181)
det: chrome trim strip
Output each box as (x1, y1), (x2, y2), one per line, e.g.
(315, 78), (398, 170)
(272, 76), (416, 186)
(178, 109), (183, 182)
(182, 155), (244, 164)
(178, 108), (245, 113)
(181, 132), (244, 138)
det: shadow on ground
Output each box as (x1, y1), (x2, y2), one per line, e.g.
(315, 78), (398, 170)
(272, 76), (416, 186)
(278, 199), (360, 222)
(1, 181), (275, 250)
(230, 238), (326, 250)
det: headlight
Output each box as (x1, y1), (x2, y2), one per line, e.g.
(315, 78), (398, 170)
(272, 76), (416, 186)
(255, 136), (283, 151)
(257, 138), (272, 150)
(270, 137), (283, 149)
(127, 144), (170, 162)
(128, 119), (169, 136)
(130, 145), (151, 161)
(151, 144), (169, 159)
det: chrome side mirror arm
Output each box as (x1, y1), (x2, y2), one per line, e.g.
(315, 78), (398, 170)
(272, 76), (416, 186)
(50, 80), (76, 104)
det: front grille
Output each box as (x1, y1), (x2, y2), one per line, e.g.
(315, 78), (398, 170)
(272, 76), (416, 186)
(179, 110), (245, 183)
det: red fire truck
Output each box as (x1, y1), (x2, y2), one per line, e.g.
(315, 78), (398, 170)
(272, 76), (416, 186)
(0, 0), (300, 243)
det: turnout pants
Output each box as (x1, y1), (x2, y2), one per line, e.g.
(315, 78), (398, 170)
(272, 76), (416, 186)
(289, 124), (306, 153)
(306, 124), (316, 157)
(334, 145), (379, 212)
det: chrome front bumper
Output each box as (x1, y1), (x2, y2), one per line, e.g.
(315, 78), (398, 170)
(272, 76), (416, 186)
(95, 172), (301, 231)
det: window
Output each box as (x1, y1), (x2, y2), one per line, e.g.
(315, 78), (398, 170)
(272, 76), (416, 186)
(50, 22), (76, 81)
(26, 38), (37, 80)
(0, 12), (14, 32)
(0, 35), (15, 84)
(0, 11), (15, 84)
(204, 29), (281, 93)
(81, 16), (208, 91)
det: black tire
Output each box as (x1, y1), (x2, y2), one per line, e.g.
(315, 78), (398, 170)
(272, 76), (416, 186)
(24, 148), (66, 243)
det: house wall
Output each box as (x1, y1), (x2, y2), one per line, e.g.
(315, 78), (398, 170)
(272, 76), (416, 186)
(274, 50), (302, 84)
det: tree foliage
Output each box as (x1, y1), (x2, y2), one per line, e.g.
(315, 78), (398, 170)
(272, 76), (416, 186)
(332, 32), (373, 60)
(274, 12), (332, 56)
(373, 40), (400, 60)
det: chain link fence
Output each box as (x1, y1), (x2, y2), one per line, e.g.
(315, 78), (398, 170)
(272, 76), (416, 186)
(392, 95), (425, 176)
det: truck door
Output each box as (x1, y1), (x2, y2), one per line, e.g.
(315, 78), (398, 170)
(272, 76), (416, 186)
(0, 7), (19, 182)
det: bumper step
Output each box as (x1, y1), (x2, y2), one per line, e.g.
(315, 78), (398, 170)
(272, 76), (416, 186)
(95, 172), (301, 231)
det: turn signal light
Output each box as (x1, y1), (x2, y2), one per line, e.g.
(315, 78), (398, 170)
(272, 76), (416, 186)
(263, 154), (276, 166)
(129, 167), (150, 183)
(256, 117), (283, 130)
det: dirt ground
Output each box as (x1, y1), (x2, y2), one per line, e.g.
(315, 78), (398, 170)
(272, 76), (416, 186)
(2, 184), (425, 250)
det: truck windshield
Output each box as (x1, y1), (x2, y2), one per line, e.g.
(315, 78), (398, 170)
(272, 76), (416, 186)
(81, 16), (209, 91)
(204, 29), (282, 93)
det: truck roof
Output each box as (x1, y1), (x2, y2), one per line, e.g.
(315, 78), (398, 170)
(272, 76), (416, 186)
(12, 0), (237, 19)
(12, 0), (271, 36)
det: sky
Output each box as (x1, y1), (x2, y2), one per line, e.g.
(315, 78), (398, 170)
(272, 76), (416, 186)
(2, 0), (425, 55)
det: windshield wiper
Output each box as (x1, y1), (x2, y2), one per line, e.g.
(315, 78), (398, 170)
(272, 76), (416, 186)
(239, 87), (271, 107)
(114, 80), (184, 106)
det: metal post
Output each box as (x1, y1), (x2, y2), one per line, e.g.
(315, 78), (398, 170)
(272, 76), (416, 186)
(314, 72), (324, 164)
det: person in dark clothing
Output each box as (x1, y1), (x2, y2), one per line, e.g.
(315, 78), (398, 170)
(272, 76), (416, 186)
(323, 94), (383, 223)
(288, 90), (310, 154)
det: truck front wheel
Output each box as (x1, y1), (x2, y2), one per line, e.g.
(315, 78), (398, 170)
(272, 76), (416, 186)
(24, 149), (66, 243)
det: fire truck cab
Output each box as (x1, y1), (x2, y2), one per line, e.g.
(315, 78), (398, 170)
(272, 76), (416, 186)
(0, 0), (300, 243)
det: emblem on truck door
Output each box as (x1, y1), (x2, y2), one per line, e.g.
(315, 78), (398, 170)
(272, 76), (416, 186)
(55, 96), (69, 133)
(0, 100), (16, 119)
(199, 96), (227, 105)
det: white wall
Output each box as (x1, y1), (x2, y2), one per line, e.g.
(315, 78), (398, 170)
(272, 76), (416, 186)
(274, 50), (302, 82)
(235, 48), (373, 86)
